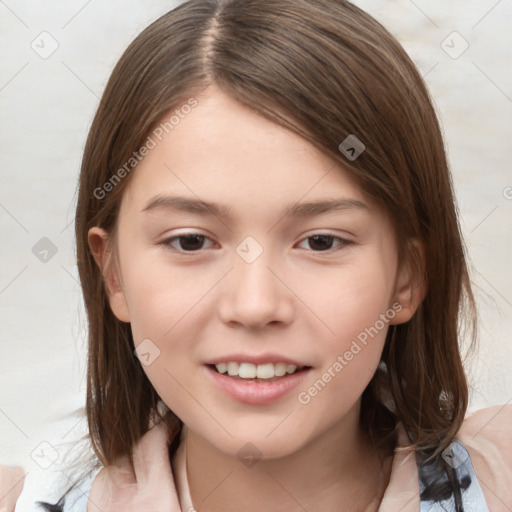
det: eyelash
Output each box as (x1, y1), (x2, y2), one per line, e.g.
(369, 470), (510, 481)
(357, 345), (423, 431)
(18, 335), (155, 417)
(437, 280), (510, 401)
(157, 232), (353, 254)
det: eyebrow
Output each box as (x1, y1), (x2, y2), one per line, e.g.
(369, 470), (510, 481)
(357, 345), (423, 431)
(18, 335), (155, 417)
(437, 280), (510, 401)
(141, 194), (370, 220)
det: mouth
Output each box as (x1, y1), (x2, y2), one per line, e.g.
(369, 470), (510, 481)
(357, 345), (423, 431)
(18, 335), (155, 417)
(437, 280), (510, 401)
(207, 362), (312, 382)
(204, 362), (313, 404)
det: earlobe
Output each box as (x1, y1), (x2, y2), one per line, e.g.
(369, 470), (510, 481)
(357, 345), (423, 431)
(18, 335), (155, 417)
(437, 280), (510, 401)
(87, 226), (131, 323)
(389, 239), (427, 325)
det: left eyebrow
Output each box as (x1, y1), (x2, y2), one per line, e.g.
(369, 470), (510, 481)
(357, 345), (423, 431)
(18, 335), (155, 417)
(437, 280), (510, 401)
(286, 198), (370, 216)
(141, 194), (370, 220)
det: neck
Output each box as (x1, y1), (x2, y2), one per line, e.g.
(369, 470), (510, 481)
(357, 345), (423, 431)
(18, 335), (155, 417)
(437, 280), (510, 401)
(182, 402), (392, 512)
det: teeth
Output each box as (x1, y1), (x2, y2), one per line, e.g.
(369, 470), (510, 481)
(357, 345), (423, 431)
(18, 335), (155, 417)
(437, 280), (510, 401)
(214, 362), (300, 379)
(227, 362), (239, 376)
(216, 362), (227, 374)
(275, 363), (287, 377)
(257, 363), (274, 379)
(239, 363), (257, 378)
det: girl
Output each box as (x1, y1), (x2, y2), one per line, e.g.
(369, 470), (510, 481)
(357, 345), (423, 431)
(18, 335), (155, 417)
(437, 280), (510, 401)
(3, 0), (511, 510)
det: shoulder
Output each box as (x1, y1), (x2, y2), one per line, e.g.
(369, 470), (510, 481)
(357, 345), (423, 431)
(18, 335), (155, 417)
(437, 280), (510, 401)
(0, 466), (25, 512)
(456, 404), (512, 509)
(457, 404), (512, 459)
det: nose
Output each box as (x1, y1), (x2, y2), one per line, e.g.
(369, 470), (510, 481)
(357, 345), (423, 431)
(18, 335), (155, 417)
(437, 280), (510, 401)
(217, 243), (294, 330)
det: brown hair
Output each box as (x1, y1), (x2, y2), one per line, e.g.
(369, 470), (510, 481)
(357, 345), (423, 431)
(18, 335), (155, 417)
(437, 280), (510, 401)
(75, 0), (476, 497)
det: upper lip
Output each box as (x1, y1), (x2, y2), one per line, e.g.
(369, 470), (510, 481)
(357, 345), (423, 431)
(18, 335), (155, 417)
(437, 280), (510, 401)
(204, 353), (311, 368)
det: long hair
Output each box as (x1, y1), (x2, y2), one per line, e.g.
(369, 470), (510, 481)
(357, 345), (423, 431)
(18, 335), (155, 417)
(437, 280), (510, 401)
(40, 0), (477, 508)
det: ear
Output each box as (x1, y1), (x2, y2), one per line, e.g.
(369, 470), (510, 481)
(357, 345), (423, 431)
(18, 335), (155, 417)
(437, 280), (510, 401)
(88, 226), (131, 323)
(389, 238), (427, 325)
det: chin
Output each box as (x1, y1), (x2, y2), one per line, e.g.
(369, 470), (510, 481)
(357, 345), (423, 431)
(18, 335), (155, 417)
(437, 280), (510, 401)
(205, 428), (310, 462)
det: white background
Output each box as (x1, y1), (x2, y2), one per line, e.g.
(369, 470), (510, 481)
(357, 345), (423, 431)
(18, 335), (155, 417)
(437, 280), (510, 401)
(0, 0), (511, 503)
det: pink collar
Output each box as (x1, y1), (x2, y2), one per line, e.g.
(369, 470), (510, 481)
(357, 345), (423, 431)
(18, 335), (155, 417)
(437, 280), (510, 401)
(88, 421), (419, 511)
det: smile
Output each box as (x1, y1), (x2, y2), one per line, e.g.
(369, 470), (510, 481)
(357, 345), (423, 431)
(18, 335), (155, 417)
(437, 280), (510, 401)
(205, 364), (312, 404)
(213, 362), (305, 379)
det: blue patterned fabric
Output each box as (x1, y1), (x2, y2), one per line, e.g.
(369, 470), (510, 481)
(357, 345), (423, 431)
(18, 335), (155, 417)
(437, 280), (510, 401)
(419, 440), (489, 511)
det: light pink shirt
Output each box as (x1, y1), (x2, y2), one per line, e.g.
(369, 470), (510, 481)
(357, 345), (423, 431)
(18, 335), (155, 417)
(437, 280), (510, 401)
(86, 405), (512, 511)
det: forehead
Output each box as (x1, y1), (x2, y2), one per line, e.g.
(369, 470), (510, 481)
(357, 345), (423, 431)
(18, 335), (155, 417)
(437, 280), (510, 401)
(120, 86), (374, 217)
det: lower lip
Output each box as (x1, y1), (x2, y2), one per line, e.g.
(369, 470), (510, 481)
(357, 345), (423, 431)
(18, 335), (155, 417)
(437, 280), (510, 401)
(204, 365), (312, 405)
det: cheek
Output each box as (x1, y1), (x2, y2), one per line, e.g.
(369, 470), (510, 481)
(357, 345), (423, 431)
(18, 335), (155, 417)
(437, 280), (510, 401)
(121, 246), (214, 343)
(295, 253), (394, 408)
(302, 253), (396, 345)
(118, 250), (219, 403)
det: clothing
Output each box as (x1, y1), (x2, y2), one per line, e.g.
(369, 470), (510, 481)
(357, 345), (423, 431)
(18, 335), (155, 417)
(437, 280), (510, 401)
(172, 421), (491, 512)
(55, 470), (101, 512)
(17, 405), (512, 511)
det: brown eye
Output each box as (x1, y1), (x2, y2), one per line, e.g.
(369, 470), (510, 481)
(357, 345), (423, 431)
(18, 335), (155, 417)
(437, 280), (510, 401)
(159, 233), (214, 252)
(308, 235), (335, 251)
(176, 234), (206, 251)
(298, 234), (351, 252)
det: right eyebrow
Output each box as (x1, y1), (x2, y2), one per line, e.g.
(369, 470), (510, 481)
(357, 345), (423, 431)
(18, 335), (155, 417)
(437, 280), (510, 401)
(142, 194), (234, 218)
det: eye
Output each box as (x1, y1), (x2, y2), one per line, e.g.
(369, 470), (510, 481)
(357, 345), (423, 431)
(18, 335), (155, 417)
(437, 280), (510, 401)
(297, 234), (352, 252)
(158, 233), (215, 252)
(158, 232), (352, 254)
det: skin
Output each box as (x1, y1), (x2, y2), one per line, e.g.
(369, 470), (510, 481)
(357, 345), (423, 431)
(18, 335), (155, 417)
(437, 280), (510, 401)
(0, 466), (25, 512)
(88, 85), (424, 512)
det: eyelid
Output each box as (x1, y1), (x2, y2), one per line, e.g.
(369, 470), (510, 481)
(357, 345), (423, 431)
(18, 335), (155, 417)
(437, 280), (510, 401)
(157, 230), (354, 254)
(296, 232), (353, 252)
(157, 231), (216, 252)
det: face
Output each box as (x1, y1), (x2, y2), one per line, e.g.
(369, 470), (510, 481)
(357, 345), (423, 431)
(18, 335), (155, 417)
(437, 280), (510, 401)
(89, 85), (418, 459)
